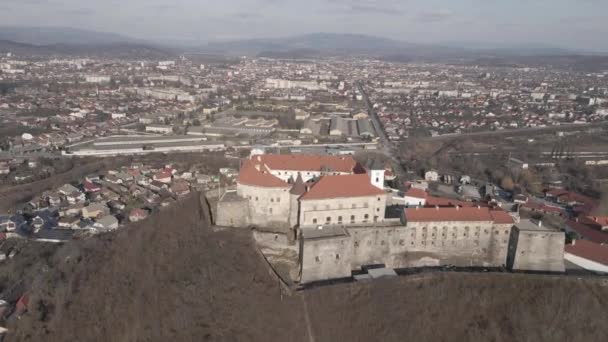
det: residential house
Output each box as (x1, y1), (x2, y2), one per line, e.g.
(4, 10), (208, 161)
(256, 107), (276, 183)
(564, 240), (608, 274)
(170, 180), (191, 196)
(83, 181), (101, 193)
(153, 170), (172, 184)
(58, 184), (79, 196)
(425, 170), (439, 182)
(59, 203), (85, 217)
(82, 202), (110, 219)
(66, 191), (86, 205)
(0, 215), (25, 232)
(108, 200), (126, 211)
(93, 215), (119, 232)
(129, 208), (149, 222)
(47, 193), (62, 207)
(58, 216), (81, 229)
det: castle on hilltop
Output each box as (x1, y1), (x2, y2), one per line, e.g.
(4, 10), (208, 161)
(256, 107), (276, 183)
(216, 153), (565, 284)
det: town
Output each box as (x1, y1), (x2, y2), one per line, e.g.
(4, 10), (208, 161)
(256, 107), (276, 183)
(1, 49), (608, 338)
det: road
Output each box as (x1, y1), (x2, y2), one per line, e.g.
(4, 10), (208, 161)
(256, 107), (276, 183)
(357, 82), (408, 189)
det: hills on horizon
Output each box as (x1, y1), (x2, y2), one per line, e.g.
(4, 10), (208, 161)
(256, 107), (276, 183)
(0, 26), (606, 61)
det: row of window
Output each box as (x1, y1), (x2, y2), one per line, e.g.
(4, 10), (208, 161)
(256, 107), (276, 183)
(310, 198), (382, 211)
(248, 195), (281, 203)
(352, 238), (508, 248)
(311, 214), (379, 225)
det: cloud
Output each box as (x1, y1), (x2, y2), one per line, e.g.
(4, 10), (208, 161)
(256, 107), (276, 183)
(65, 8), (95, 16)
(326, 0), (404, 16)
(416, 9), (453, 23)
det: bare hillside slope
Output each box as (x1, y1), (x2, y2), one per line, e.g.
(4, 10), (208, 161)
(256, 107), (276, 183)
(3, 193), (608, 341)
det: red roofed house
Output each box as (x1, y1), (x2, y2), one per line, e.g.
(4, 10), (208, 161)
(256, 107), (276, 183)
(403, 188), (428, 207)
(565, 240), (608, 274)
(83, 181), (101, 193)
(299, 174), (386, 227)
(153, 170), (172, 184)
(129, 208), (149, 222)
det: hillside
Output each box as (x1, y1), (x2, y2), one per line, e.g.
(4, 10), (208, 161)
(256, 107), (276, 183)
(2, 193), (608, 341)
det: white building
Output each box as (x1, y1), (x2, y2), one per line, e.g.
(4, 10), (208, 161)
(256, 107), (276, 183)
(146, 125), (173, 134)
(425, 170), (439, 182)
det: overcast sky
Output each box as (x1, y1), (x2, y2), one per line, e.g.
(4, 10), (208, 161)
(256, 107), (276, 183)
(1, 0), (607, 51)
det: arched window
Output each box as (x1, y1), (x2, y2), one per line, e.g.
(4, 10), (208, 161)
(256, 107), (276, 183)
(350, 215), (355, 223)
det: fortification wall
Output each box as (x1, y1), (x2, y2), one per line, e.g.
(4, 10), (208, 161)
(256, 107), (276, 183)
(237, 184), (291, 227)
(300, 234), (353, 283)
(215, 197), (250, 228)
(299, 221), (513, 283)
(508, 228), (565, 272)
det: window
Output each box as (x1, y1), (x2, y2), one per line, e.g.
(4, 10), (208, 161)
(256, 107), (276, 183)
(270, 198), (274, 203)
(354, 241), (359, 247)
(351, 215), (355, 223)
(352, 204), (356, 209)
(374, 216), (379, 222)
(276, 198), (280, 203)
(325, 204), (330, 210)
(336, 254), (340, 260)
(315, 256), (320, 262)
(399, 239), (404, 246)
(269, 208), (273, 214)
(338, 216), (343, 223)
(364, 203), (369, 208)
(381, 240), (385, 245)
(255, 197), (258, 201)
(326, 217), (331, 223)
(312, 218), (317, 224)
(376, 178), (380, 183)
(364, 214), (369, 220)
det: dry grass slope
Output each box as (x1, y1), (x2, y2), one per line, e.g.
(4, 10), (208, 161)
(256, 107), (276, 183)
(2, 193), (608, 342)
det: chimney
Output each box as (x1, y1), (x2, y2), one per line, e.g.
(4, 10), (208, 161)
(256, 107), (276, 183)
(572, 239), (576, 246)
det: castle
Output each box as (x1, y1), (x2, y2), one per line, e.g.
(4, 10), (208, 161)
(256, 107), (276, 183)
(216, 153), (565, 284)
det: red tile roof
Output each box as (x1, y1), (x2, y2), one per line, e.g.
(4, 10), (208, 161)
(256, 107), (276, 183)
(405, 188), (427, 199)
(580, 216), (608, 228)
(565, 240), (608, 266)
(237, 159), (290, 188)
(406, 207), (514, 224)
(253, 154), (358, 173)
(300, 174), (384, 200)
(566, 220), (608, 244)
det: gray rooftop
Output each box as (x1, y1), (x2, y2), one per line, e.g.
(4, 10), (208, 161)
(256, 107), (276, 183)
(301, 226), (349, 240)
(515, 219), (557, 232)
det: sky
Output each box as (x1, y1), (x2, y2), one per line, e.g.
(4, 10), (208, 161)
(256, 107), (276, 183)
(0, 0), (607, 51)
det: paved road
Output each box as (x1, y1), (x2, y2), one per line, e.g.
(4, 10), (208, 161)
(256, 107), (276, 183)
(358, 82), (408, 189)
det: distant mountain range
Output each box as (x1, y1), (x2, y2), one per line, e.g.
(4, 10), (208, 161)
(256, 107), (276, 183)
(0, 27), (170, 58)
(0, 26), (139, 46)
(0, 27), (607, 69)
